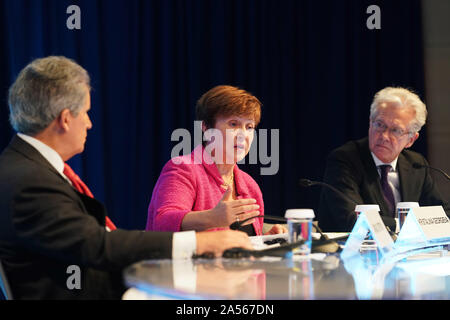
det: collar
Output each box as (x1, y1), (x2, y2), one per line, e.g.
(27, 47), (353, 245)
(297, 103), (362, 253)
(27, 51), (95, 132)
(370, 151), (398, 171)
(192, 144), (249, 197)
(17, 133), (65, 177)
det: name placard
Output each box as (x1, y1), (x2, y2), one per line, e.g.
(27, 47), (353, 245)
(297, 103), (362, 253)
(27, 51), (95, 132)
(341, 209), (394, 260)
(414, 206), (450, 240)
(396, 206), (450, 247)
(365, 210), (394, 249)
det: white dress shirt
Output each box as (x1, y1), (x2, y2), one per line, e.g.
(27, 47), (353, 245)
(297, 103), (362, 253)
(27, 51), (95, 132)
(16, 133), (196, 259)
(17, 133), (69, 182)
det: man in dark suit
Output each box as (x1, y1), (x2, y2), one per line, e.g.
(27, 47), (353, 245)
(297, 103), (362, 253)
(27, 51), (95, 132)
(0, 56), (252, 300)
(318, 87), (449, 232)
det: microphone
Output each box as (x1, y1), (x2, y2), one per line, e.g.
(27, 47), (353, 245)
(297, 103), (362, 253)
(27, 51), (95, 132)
(229, 204), (343, 253)
(229, 213), (342, 253)
(230, 215), (286, 230)
(300, 178), (399, 237)
(412, 163), (450, 181)
(299, 178), (360, 206)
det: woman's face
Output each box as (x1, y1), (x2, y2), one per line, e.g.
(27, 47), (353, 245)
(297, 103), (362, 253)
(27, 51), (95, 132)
(204, 115), (256, 165)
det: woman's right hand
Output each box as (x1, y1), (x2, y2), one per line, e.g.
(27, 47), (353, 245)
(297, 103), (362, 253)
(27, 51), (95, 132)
(210, 187), (261, 228)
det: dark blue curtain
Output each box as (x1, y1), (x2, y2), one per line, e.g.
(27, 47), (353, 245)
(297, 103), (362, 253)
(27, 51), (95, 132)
(0, 0), (426, 229)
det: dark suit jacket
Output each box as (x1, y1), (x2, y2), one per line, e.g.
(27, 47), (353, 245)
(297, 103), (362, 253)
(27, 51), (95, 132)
(0, 135), (174, 299)
(318, 137), (449, 232)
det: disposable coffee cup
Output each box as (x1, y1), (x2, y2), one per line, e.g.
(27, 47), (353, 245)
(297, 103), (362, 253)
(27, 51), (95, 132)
(396, 202), (419, 232)
(354, 204), (380, 218)
(284, 209), (315, 255)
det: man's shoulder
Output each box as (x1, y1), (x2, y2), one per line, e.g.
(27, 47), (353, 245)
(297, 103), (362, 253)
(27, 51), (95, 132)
(400, 148), (427, 165)
(0, 144), (32, 176)
(0, 159), (47, 189)
(0, 135), (43, 171)
(0, 144), (65, 191)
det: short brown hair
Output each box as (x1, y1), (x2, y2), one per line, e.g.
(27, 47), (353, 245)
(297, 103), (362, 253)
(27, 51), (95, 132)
(196, 85), (262, 129)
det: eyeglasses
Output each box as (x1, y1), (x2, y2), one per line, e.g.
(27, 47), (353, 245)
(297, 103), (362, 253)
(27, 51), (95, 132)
(371, 120), (411, 138)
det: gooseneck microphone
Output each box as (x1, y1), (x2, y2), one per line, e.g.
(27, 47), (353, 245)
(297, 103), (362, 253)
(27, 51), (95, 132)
(412, 163), (450, 181)
(299, 178), (360, 206)
(299, 178), (400, 237)
(229, 211), (341, 247)
(230, 215), (287, 230)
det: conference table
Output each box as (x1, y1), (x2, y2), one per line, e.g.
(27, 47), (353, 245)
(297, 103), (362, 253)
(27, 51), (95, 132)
(123, 236), (450, 300)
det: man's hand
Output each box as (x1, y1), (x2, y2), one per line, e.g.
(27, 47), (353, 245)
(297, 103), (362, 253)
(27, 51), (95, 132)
(264, 224), (288, 235)
(196, 229), (253, 257)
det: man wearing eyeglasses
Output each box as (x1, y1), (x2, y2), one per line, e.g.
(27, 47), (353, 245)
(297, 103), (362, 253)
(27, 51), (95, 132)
(318, 87), (449, 232)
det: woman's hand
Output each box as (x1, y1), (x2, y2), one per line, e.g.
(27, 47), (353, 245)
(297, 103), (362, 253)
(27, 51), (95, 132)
(210, 187), (261, 228)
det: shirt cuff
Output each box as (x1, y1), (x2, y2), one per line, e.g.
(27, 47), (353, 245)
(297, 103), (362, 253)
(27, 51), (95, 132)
(172, 231), (197, 259)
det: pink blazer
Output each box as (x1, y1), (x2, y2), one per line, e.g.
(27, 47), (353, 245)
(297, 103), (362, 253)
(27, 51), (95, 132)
(146, 145), (264, 235)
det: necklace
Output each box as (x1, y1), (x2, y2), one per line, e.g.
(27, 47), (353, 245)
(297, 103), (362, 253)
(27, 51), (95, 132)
(223, 171), (234, 187)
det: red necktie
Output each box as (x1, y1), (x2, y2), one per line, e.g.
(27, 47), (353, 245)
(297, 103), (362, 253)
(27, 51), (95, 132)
(63, 163), (117, 231)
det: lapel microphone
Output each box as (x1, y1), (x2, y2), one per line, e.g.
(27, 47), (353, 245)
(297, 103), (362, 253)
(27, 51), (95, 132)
(412, 163), (450, 181)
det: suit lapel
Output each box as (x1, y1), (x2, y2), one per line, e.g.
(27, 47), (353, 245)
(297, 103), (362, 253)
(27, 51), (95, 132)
(397, 152), (413, 201)
(77, 192), (107, 226)
(8, 135), (107, 224)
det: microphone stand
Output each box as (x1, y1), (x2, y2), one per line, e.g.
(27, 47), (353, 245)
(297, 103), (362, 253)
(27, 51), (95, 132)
(299, 178), (397, 239)
(413, 163), (450, 181)
(299, 178), (360, 206)
(230, 215), (286, 230)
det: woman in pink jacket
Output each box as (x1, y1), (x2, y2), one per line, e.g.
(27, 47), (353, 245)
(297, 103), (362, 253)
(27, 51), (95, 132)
(146, 85), (285, 236)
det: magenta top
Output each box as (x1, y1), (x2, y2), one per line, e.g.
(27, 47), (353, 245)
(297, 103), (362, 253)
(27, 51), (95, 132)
(146, 145), (264, 235)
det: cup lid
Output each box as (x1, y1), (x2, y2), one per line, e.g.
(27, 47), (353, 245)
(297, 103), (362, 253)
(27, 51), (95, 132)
(285, 209), (315, 219)
(396, 202), (419, 209)
(354, 204), (380, 212)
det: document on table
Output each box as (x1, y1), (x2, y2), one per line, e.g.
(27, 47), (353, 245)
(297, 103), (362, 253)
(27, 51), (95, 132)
(312, 232), (349, 240)
(250, 232), (349, 250)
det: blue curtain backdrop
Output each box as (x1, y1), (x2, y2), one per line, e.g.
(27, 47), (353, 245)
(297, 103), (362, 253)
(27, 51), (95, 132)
(0, 0), (426, 229)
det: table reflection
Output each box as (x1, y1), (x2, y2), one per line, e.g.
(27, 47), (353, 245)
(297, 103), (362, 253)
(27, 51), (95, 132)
(194, 260), (266, 299)
(124, 254), (355, 299)
(124, 249), (450, 300)
(343, 248), (450, 299)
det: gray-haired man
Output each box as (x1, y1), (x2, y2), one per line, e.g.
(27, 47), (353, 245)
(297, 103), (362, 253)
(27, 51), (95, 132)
(318, 87), (449, 232)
